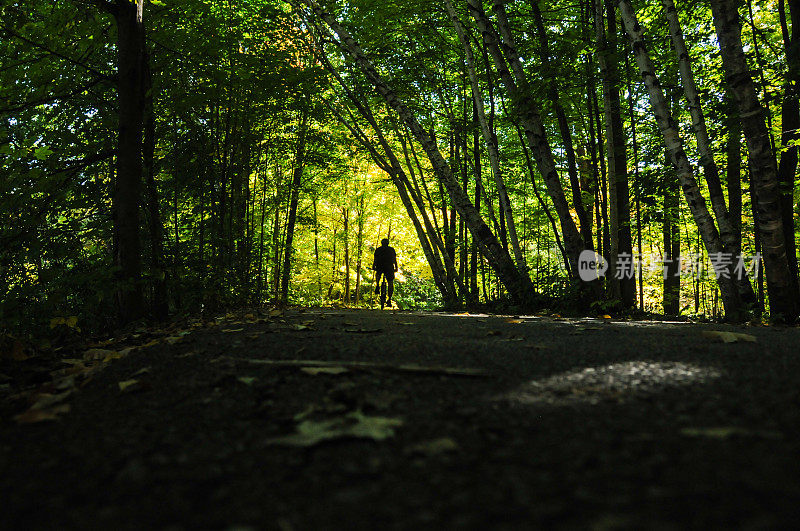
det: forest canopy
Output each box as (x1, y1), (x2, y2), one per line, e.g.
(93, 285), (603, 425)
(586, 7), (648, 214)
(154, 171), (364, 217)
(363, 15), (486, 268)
(1, 0), (798, 336)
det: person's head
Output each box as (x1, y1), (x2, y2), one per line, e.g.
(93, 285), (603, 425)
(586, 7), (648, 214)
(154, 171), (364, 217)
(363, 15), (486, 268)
(381, 238), (389, 246)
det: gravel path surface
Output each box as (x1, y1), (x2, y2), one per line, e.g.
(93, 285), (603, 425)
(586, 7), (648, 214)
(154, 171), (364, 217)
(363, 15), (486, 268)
(3, 308), (800, 529)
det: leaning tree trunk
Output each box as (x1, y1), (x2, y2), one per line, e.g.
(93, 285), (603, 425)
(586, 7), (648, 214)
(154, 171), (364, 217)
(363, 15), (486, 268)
(444, 0), (526, 273)
(467, 0), (583, 276)
(300, 0), (536, 305)
(710, 0), (799, 321)
(530, 0), (593, 251)
(280, 105), (308, 305)
(113, 0), (145, 324)
(617, 0), (745, 319)
(662, 0), (755, 305)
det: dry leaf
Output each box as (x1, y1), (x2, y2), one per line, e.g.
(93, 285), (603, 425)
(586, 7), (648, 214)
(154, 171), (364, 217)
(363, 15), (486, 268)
(680, 426), (781, 439)
(237, 376), (257, 385)
(702, 331), (757, 343)
(30, 390), (72, 409)
(505, 319), (523, 324)
(14, 403), (70, 424)
(344, 328), (382, 334)
(407, 437), (459, 456)
(83, 348), (115, 360)
(118, 379), (139, 392)
(267, 411), (403, 447)
(301, 367), (349, 375)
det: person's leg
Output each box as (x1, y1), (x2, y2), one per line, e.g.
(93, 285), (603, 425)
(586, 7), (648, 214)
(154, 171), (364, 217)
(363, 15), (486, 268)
(387, 277), (394, 303)
(375, 271), (382, 293)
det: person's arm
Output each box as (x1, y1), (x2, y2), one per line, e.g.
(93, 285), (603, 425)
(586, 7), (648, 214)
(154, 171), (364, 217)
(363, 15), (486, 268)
(393, 249), (398, 271)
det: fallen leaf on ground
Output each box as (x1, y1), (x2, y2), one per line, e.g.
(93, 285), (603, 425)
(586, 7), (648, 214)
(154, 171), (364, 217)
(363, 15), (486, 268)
(30, 390), (72, 409)
(487, 330), (502, 336)
(601, 314), (612, 319)
(118, 379), (140, 392)
(301, 367), (349, 375)
(132, 367), (150, 376)
(163, 336), (184, 344)
(267, 411), (403, 447)
(702, 331), (757, 343)
(505, 319), (523, 324)
(14, 403), (70, 423)
(344, 328), (382, 334)
(289, 324), (311, 331)
(237, 376), (257, 385)
(221, 328), (244, 333)
(83, 348), (115, 360)
(573, 326), (603, 333)
(680, 426), (781, 439)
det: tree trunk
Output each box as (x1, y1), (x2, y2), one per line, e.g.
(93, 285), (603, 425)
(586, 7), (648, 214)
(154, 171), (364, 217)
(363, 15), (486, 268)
(280, 106), (308, 305)
(445, 0), (527, 272)
(618, 0), (744, 319)
(662, 0), (755, 305)
(530, 0), (593, 250)
(710, 0), (799, 320)
(142, 46), (168, 320)
(113, 0), (145, 324)
(467, 0), (583, 277)
(595, 0), (634, 307)
(778, 0), (800, 305)
(663, 151), (681, 315)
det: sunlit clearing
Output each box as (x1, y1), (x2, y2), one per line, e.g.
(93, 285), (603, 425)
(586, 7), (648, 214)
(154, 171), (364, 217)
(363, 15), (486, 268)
(505, 361), (721, 406)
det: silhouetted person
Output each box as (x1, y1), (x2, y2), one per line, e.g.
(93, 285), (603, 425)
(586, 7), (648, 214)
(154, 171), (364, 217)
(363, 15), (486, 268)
(372, 238), (398, 306)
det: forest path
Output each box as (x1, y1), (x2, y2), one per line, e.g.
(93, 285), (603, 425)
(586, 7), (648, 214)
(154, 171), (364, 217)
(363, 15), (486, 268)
(3, 308), (800, 529)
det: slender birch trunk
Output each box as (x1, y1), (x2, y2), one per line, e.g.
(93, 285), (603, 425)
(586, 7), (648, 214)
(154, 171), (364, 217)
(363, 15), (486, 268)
(709, 0), (799, 320)
(467, 0), (583, 276)
(662, 0), (755, 305)
(618, 0), (744, 319)
(444, 0), (526, 272)
(530, 0), (593, 251)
